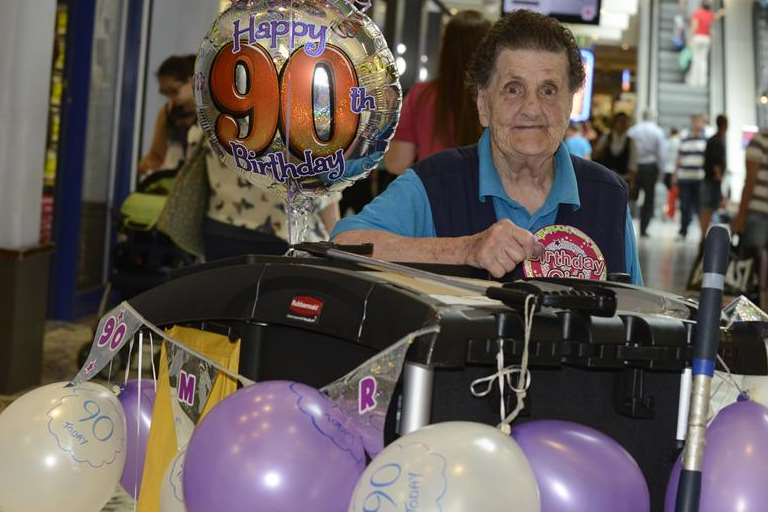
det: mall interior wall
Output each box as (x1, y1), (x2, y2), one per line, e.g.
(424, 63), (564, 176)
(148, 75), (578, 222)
(0, 1), (56, 250)
(140, 0), (220, 157)
(723, 0), (756, 202)
(0, 0), (56, 393)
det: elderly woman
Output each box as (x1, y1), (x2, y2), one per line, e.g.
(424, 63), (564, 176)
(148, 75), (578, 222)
(333, 10), (641, 284)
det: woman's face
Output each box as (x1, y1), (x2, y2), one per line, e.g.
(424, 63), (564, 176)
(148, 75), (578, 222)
(476, 48), (574, 160)
(159, 75), (194, 110)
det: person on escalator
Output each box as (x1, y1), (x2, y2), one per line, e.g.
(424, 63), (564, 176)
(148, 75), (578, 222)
(333, 10), (642, 285)
(686, 1), (725, 88)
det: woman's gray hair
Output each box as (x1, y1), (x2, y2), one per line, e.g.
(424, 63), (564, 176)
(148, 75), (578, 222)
(466, 10), (585, 95)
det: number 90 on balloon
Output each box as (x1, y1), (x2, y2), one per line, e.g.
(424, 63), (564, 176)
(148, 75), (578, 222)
(195, 0), (401, 199)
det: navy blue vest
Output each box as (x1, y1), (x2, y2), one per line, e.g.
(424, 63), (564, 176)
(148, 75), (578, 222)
(413, 145), (627, 280)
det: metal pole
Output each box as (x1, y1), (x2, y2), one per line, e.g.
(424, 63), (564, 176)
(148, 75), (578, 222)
(676, 225), (731, 512)
(399, 362), (434, 434)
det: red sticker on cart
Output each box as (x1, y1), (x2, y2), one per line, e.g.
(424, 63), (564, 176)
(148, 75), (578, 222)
(523, 225), (607, 280)
(288, 295), (324, 322)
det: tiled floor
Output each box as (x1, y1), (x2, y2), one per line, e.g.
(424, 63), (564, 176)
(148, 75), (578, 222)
(636, 210), (702, 296)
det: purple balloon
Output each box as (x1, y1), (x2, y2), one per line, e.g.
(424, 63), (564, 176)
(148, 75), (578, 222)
(665, 400), (768, 511)
(119, 379), (156, 498)
(512, 420), (650, 512)
(183, 381), (365, 512)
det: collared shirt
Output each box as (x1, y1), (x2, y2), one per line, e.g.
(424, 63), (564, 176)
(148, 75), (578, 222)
(333, 130), (643, 284)
(677, 133), (707, 182)
(628, 121), (666, 167)
(746, 132), (768, 215)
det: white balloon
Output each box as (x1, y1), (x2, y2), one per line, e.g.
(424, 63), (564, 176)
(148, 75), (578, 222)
(744, 375), (768, 408)
(348, 421), (540, 512)
(160, 450), (187, 512)
(0, 381), (127, 512)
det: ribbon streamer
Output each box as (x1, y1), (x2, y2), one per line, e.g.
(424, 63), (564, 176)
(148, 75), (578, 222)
(72, 301), (255, 388)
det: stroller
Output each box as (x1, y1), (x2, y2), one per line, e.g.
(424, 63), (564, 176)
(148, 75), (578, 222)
(111, 168), (196, 298)
(79, 168), (195, 375)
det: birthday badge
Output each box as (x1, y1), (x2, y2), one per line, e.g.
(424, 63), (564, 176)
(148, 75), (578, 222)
(523, 225), (607, 280)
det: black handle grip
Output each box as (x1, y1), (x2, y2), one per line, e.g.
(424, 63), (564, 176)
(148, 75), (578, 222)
(693, 224), (730, 363)
(293, 241), (375, 256)
(701, 224), (730, 275)
(675, 470), (702, 512)
(486, 283), (542, 311)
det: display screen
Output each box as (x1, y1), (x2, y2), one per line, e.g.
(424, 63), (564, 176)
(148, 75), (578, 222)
(570, 49), (595, 123)
(502, 0), (601, 25)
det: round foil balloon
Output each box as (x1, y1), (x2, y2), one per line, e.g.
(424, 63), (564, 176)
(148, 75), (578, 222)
(195, 0), (401, 199)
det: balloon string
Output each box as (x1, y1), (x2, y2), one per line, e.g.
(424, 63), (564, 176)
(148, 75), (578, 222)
(123, 302), (256, 387)
(138, 330), (144, 382)
(149, 331), (158, 392)
(499, 294), (537, 433)
(124, 334), (135, 386)
(133, 331), (144, 503)
(710, 354), (747, 414)
(716, 353), (744, 395)
(498, 333), (506, 427)
(470, 367), (531, 397)
(469, 295), (537, 434)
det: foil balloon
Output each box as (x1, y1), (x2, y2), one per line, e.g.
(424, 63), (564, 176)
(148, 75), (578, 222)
(195, 0), (401, 202)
